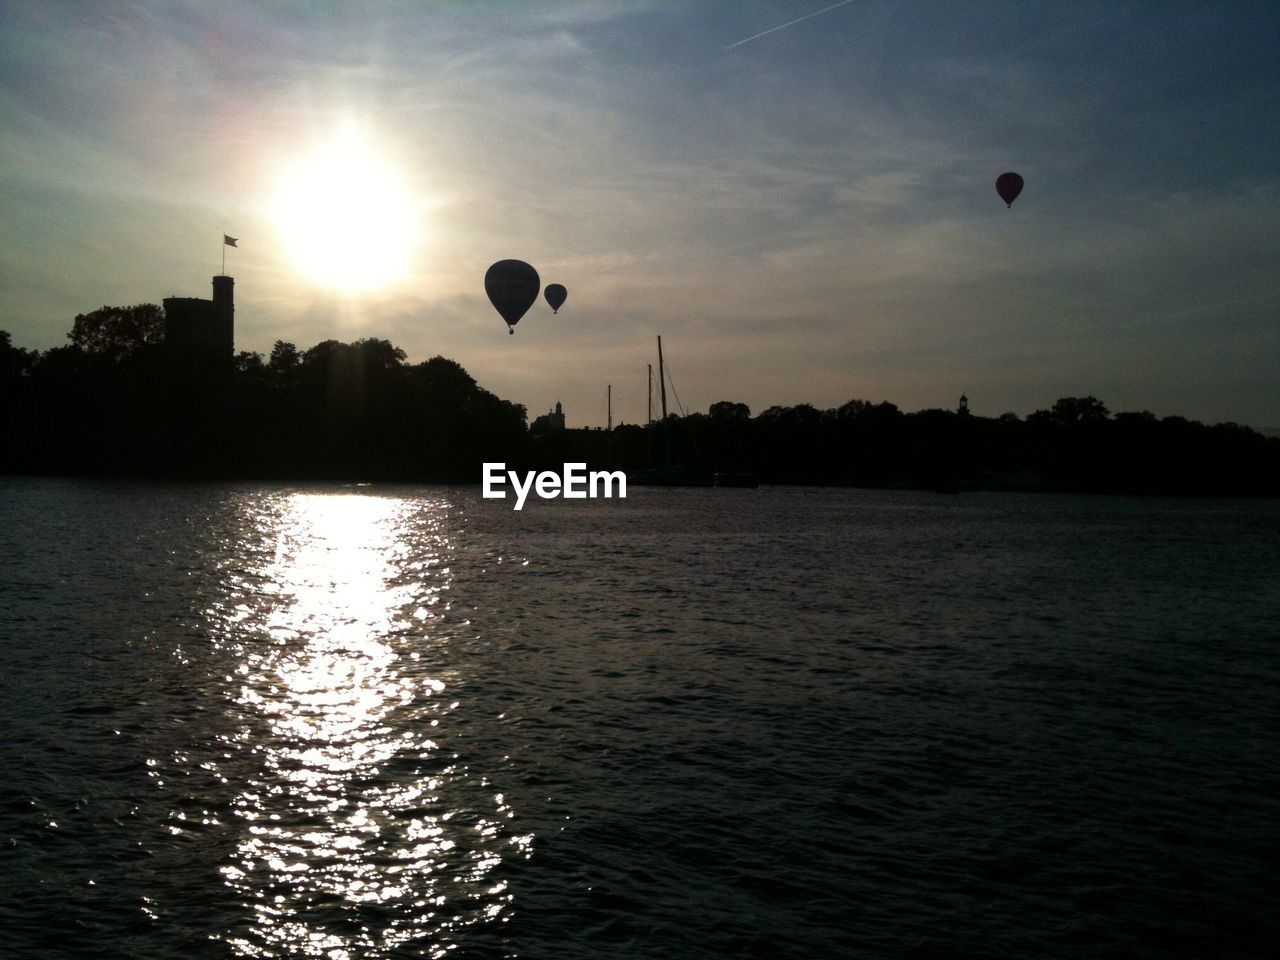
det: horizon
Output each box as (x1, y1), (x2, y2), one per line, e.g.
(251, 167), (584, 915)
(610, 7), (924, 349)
(2, 2), (1277, 433)
(10, 300), (1275, 439)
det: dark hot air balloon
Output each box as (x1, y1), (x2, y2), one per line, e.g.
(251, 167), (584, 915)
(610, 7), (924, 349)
(544, 283), (567, 314)
(996, 172), (1024, 208)
(485, 260), (540, 334)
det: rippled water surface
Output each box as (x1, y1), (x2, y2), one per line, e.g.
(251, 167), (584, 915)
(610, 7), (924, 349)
(2, 478), (1278, 958)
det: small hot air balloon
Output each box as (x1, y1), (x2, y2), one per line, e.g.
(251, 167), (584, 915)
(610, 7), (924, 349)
(544, 283), (567, 314)
(485, 259), (540, 334)
(996, 171), (1024, 208)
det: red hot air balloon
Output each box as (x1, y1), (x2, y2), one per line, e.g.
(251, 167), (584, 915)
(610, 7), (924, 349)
(544, 283), (567, 314)
(996, 172), (1024, 208)
(485, 260), (540, 334)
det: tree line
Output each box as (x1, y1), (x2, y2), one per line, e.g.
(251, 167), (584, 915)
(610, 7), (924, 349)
(1, 305), (526, 480)
(556, 395), (1279, 495)
(2, 304), (1277, 495)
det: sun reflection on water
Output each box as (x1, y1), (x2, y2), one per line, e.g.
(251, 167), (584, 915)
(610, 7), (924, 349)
(203, 492), (521, 958)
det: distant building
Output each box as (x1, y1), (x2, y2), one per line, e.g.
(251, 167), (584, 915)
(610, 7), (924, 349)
(958, 394), (969, 416)
(164, 275), (233, 366)
(531, 401), (566, 433)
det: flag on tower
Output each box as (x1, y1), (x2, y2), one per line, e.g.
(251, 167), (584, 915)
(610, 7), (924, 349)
(224, 235), (238, 247)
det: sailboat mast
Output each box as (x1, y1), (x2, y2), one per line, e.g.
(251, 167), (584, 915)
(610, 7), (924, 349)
(657, 336), (669, 422)
(607, 384), (612, 431)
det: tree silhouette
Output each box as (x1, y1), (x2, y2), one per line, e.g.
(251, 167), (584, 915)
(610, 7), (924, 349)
(1029, 396), (1110, 425)
(234, 351), (266, 378)
(67, 304), (164, 362)
(0, 330), (35, 378)
(709, 400), (751, 421)
(267, 340), (301, 380)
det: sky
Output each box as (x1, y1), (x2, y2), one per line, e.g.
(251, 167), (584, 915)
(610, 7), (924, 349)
(2, 1), (1277, 432)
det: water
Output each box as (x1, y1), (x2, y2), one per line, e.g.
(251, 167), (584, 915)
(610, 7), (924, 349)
(2, 478), (1278, 958)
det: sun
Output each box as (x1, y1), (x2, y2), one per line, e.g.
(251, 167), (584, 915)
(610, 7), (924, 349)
(271, 124), (421, 292)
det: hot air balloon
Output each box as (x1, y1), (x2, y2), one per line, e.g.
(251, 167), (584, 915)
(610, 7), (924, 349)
(485, 260), (540, 334)
(996, 172), (1024, 208)
(544, 283), (567, 314)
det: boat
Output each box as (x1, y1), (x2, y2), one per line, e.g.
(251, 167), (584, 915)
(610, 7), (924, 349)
(631, 335), (712, 486)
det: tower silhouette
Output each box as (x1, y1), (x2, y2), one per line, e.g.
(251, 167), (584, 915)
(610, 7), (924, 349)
(164, 275), (234, 367)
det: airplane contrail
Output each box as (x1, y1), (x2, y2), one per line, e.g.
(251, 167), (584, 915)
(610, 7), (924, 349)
(725, 0), (859, 50)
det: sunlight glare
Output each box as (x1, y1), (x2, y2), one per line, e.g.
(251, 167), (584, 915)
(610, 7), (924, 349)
(271, 124), (421, 292)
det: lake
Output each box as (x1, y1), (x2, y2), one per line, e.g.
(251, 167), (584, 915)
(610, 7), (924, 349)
(1, 478), (1277, 958)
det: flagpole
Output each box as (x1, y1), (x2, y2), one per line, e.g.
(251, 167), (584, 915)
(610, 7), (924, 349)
(221, 234), (237, 275)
